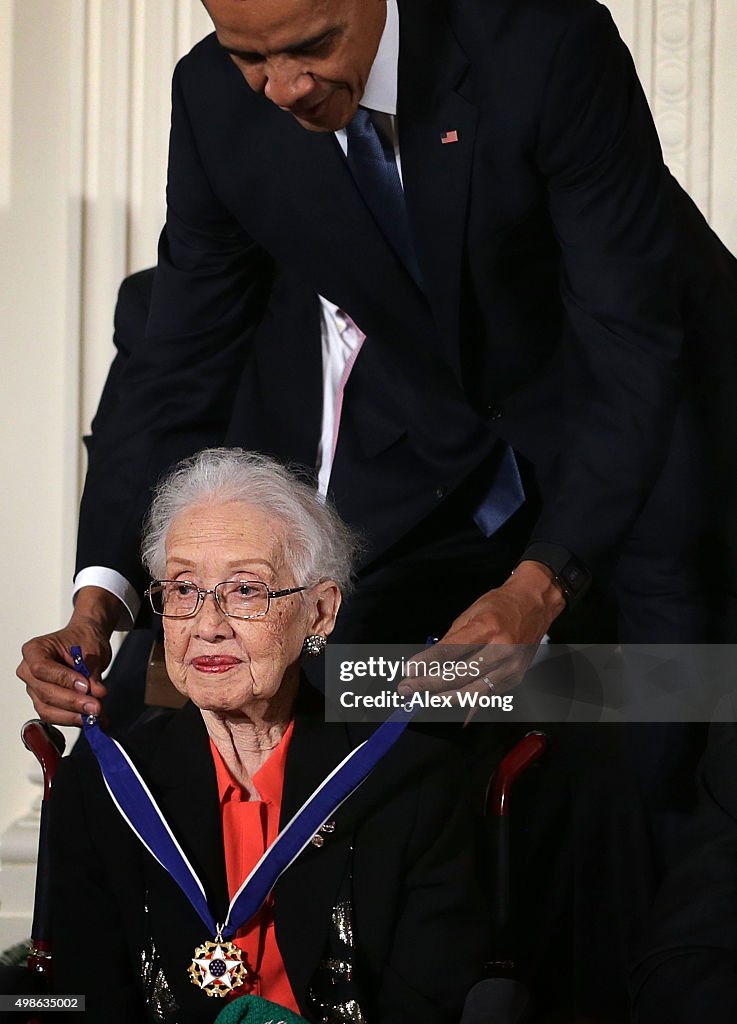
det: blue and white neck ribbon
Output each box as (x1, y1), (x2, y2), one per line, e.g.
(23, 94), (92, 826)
(71, 646), (415, 940)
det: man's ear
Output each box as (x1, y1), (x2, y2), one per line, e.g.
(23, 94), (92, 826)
(307, 579), (342, 637)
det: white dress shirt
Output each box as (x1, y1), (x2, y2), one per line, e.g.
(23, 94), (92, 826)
(74, 0), (401, 626)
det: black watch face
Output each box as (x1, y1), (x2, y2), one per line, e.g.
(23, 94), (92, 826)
(560, 560), (590, 598)
(562, 563), (585, 592)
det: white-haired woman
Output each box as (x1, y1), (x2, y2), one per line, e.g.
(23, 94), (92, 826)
(49, 448), (483, 1024)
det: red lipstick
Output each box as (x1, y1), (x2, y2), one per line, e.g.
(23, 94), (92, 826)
(191, 656), (241, 674)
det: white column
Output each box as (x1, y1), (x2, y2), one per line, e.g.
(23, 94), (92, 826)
(652, 0), (715, 218)
(712, 0), (737, 249)
(609, 0), (737, 251)
(79, 0), (212, 435)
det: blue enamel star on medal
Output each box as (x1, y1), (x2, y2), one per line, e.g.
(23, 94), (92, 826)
(189, 933), (250, 997)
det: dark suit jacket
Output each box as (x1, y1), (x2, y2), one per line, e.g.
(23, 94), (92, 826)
(631, 722), (737, 1023)
(76, 0), (737, 606)
(49, 692), (484, 1023)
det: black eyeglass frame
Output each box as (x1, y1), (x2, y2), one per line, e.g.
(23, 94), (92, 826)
(144, 580), (308, 620)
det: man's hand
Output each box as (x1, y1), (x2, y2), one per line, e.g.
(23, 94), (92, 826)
(16, 587), (123, 725)
(398, 560), (567, 700)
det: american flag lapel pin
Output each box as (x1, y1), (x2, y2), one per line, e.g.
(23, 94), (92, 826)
(441, 129), (459, 144)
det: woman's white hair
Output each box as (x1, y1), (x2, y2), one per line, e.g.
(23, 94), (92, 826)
(141, 448), (358, 591)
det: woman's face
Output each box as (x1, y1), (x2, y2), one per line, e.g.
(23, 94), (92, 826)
(161, 500), (339, 715)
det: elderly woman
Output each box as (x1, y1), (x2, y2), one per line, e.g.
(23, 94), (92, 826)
(49, 448), (483, 1023)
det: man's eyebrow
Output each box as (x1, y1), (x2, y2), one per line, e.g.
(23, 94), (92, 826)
(222, 28), (338, 61)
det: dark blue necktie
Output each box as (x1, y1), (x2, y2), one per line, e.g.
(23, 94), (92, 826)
(472, 443), (526, 538)
(346, 110), (525, 535)
(345, 107), (422, 287)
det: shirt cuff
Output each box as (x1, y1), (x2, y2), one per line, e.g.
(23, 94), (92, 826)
(72, 567), (140, 629)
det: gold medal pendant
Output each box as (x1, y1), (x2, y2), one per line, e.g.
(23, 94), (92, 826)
(188, 931), (249, 998)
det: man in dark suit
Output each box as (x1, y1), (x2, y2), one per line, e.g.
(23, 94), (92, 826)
(19, 0), (737, 719)
(15, 2), (737, 1014)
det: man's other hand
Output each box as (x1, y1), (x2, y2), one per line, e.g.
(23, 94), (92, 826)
(16, 587), (122, 725)
(398, 560), (567, 700)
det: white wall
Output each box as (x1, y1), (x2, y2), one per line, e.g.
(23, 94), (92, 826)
(0, 0), (85, 843)
(0, 0), (211, 887)
(0, 0), (735, 938)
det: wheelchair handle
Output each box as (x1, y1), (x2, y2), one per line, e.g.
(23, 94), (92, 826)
(21, 720), (67, 984)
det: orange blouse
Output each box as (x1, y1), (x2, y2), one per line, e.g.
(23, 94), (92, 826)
(210, 721), (300, 1014)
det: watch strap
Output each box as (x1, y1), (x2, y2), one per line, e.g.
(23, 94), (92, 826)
(518, 542), (592, 608)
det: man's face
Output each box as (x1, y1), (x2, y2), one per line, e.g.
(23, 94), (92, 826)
(203, 0), (387, 132)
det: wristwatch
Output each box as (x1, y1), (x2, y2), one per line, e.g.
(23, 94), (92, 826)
(518, 542), (592, 608)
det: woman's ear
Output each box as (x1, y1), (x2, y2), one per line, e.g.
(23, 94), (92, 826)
(307, 579), (342, 637)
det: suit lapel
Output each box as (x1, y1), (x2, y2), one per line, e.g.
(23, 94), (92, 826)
(245, 84), (479, 431)
(237, 103), (429, 329)
(147, 703), (231, 924)
(273, 686), (354, 1009)
(122, 705), (231, 1014)
(398, 0), (477, 374)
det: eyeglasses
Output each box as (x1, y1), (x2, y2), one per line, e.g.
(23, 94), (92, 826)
(145, 579), (307, 620)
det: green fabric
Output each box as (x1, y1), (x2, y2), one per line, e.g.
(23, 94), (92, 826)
(213, 995), (309, 1024)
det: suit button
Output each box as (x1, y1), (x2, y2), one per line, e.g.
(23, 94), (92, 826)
(486, 405), (503, 420)
(435, 486), (446, 500)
